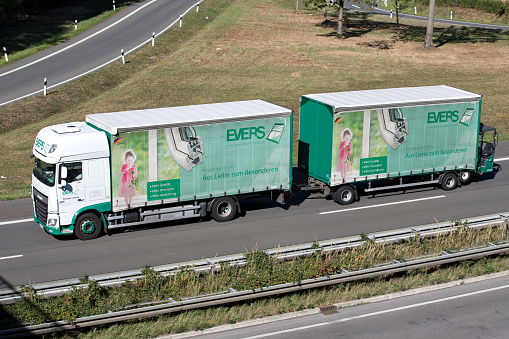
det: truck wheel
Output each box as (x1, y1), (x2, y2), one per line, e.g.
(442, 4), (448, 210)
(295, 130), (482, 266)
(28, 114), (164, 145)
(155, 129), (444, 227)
(332, 185), (356, 205)
(459, 171), (471, 183)
(441, 172), (458, 191)
(75, 213), (102, 240)
(211, 197), (237, 222)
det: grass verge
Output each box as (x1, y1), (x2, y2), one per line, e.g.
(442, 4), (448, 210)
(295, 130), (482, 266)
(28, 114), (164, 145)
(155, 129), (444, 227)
(1, 221), (508, 337)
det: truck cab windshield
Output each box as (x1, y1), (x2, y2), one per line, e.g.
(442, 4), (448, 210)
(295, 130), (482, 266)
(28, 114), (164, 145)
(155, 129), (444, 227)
(33, 158), (56, 187)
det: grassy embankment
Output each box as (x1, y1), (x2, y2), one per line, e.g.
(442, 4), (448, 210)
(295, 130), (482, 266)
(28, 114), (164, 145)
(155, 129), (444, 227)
(0, 0), (508, 200)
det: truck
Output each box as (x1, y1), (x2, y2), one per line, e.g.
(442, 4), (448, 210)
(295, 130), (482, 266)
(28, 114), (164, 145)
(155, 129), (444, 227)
(32, 100), (293, 240)
(32, 86), (498, 240)
(298, 85), (498, 204)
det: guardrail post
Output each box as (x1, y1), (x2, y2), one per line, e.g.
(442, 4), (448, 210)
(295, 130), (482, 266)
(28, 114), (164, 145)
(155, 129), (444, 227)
(3, 47), (7, 62)
(504, 218), (508, 237)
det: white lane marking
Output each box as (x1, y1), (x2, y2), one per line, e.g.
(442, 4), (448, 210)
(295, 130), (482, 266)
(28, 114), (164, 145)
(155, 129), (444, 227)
(242, 283), (509, 338)
(0, 218), (34, 226)
(0, 0), (158, 78)
(319, 195), (445, 215)
(495, 157), (509, 162)
(0, 255), (23, 261)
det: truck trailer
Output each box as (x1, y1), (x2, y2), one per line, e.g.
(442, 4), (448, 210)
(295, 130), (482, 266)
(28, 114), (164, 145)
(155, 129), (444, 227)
(32, 100), (293, 240)
(298, 85), (497, 204)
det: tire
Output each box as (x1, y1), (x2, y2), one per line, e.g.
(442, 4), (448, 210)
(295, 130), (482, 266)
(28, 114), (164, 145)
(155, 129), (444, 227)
(441, 172), (459, 191)
(459, 171), (471, 183)
(75, 213), (102, 240)
(210, 197), (237, 222)
(332, 185), (356, 205)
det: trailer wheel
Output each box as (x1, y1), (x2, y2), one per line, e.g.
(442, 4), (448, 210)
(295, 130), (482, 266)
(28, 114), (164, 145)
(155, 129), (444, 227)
(459, 171), (471, 183)
(332, 185), (356, 205)
(75, 213), (102, 240)
(441, 172), (459, 191)
(211, 197), (237, 222)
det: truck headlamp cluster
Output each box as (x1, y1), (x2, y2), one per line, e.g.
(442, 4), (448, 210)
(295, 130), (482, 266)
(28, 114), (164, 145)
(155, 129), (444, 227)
(47, 218), (58, 227)
(48, 144), (58, 153)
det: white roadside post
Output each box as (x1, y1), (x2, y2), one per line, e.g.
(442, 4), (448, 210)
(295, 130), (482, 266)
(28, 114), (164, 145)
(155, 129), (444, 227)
(113, 0), (116, 11)
(450, 11), (453, 19)
(152, 32), (155, 46)
(75, 19), (78, 31)
(121, 49), (125, 64)
(43, 78), (47, 96)
(3, 47), (7, 62)
(390, 10), (393, 19)
(196, 4), (199, 12)
(415, 7), (417, 15)
(180, 15), (183, 27)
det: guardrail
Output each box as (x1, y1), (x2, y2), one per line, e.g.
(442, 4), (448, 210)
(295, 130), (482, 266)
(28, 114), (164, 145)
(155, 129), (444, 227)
(1, 212), (508, 337)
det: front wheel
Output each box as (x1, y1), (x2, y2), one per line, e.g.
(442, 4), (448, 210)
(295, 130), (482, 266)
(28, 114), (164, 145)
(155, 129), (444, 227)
(75, 213), (102, 240)
(210, 197), (237, 222)
(441, 172), (459, 191)
(332, 185), (356, 205)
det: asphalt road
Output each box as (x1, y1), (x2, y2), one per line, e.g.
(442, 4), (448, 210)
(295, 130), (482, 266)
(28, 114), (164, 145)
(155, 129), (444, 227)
(191, 272), (509, 339)
(348, 0), (509, 31)
(0, 141), (508, 288)
(0, 0), (201, 106)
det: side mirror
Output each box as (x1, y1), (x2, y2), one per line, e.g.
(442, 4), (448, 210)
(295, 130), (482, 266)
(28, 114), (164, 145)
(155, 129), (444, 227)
(60, 166), (68, 185)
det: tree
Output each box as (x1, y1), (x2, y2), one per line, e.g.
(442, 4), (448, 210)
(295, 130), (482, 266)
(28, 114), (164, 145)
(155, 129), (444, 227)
(425, 0), (436, 49)
(305, 0), (378, 38)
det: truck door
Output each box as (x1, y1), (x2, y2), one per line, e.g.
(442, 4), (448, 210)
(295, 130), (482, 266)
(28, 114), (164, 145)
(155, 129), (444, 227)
(57, 162), (87, 225)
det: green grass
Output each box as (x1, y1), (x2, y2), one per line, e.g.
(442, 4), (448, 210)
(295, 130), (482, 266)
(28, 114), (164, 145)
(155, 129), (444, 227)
(0, 0), (508, 202)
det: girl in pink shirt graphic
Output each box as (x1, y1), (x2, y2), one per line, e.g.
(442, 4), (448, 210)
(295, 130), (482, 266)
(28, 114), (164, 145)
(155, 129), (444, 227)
(118, 149), (138, 207)
(335, 128), (353, 180)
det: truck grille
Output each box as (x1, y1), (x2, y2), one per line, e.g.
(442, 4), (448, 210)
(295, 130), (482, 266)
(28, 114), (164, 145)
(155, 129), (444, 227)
(33, 187), (48, 225)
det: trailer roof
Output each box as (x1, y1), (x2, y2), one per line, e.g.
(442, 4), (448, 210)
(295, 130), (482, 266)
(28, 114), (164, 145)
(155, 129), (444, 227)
(86, 100), (292, 134)
(301, 85), (482, 113)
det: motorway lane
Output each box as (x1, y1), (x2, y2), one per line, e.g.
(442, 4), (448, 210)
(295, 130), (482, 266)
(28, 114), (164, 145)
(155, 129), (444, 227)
(194, 272), (509, 338)
(0, 142), (508, 287)
(0, 0), (201, 106)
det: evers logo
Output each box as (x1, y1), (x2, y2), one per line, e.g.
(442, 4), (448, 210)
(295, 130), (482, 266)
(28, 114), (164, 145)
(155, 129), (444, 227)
(427, 111), (459, 124)
(34, 137), (49, 154)
(227, 126), (266, 142)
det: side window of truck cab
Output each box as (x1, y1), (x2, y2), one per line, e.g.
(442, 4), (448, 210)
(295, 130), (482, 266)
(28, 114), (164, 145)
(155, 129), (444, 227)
(63, 163), (82, 182)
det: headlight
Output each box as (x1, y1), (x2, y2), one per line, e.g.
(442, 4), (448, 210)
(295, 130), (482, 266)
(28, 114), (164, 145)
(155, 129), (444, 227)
(47, 218), (58, 227)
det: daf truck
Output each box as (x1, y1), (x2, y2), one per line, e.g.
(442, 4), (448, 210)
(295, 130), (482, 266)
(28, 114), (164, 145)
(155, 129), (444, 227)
(32, 100), (293, 240)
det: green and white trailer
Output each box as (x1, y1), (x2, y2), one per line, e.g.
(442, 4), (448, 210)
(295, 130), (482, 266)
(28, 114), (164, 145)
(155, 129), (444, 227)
(32, 100), (293, 240)
(298, 85), (497, 204)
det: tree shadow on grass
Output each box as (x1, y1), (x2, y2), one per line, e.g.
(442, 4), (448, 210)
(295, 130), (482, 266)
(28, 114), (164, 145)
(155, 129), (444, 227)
(316, 11), (509, 46)
(0, 0), (136, 55)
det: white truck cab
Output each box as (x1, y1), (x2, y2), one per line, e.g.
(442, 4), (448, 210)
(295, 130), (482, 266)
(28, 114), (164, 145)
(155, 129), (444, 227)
(32, 122), (111, 239)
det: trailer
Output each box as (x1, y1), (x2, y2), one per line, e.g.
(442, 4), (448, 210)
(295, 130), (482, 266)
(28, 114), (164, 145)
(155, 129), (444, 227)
(298, 85), (497, 204)
(32, 100), (293, 240)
